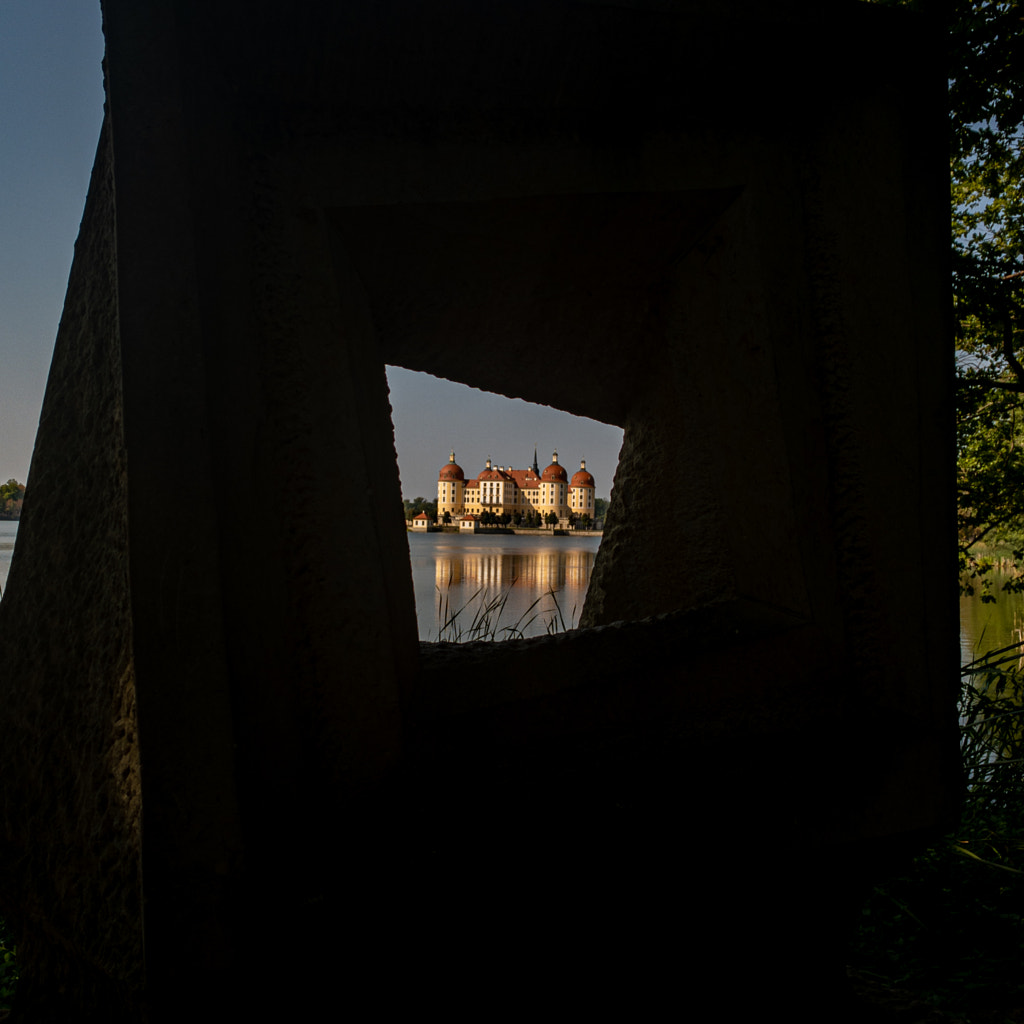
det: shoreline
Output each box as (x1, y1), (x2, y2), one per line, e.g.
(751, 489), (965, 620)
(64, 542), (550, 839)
(409, 526), (602, 537)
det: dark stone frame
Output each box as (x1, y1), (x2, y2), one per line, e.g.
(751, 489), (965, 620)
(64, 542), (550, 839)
(0, 2), (954, 1017)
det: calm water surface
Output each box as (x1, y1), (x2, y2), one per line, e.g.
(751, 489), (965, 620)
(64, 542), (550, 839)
(960, 569), (1024, 664)
(406, 531), (600, 641)
(0, 520), (16, 596)
(0, 518), (1005, 657)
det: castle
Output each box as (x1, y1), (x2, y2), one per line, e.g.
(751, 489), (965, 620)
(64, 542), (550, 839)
(437, 450), (596, 525)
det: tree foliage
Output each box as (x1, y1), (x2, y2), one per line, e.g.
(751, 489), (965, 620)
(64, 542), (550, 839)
(860, 2), (1024, 595)
(402, 496), (437, 521)
(0, 916), (16, 1010)
(0, 479), (24, 520)
(944, 1), (1024, 595)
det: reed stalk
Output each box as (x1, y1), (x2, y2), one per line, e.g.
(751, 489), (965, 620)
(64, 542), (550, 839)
(431, 580), (578, 643)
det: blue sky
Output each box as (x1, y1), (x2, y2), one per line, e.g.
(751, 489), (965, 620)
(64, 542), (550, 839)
(0, 0), (105, 485)
(387, 367), (623, 500)
(0, 2), (623, 499)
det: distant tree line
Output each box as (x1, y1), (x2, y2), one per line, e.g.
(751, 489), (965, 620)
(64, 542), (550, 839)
(0, 480), (24, 520)
(402, 497), (437, 521)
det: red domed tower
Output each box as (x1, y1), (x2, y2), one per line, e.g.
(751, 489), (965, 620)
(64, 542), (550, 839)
(570, 459), (596, 520)
(437, 450), (465, 520)
(539, 451), (569, 520)
(541, 450), (568, 483)
(570, 459), (595, 489)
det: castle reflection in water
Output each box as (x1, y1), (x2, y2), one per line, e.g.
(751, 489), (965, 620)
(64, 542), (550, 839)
(408, 533), (600, 641)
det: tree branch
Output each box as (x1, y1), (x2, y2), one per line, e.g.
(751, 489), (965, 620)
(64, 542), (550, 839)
(964, 376), (1024, 394)
(1002, 317), (1024, 386)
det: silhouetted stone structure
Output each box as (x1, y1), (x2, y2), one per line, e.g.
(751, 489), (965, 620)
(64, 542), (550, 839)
(0, 1), (952, 1019)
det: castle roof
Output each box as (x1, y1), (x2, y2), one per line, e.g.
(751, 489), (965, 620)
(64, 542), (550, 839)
(541, 451), (567, 483)
(468, 467), (542, 489)
(506, 468), (541, 490)
(453, 455), (582, 492)
(570, 460), (595, 488)
(438, 450), (465, 481)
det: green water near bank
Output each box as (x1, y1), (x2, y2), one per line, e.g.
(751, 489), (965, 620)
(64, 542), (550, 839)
(960, 568), (1024, 663)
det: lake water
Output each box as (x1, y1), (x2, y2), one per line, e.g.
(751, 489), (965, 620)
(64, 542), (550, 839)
(0, 523), (598, 637)
(406, 531), (600, 641)
(960, 569), (1024, 666)
(0, 517), (1011, 657)
(0, 520), (16, 596)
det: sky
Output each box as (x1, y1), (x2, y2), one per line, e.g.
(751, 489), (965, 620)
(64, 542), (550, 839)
(0, 2), (623, 498)
(0, 1), (106, 485)
(387, 367), (623, 500)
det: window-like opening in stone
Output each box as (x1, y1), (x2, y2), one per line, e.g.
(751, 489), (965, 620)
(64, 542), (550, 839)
(387, 366), (623, 642)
